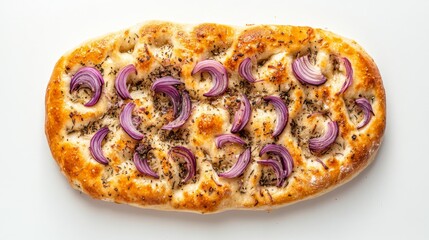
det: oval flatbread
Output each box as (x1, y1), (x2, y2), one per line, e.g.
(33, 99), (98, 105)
(45, 21), (386, 213)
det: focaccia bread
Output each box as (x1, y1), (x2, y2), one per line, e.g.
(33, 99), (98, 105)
(45, 21), (386, 213)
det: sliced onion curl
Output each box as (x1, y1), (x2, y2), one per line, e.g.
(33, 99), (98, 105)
(120, 102), (144, 140)
(219, 148), (251, 178)
(239, 58), (262, 83)
(292, 55), (327, 86)
(192, 60), (228, 97)
(309, 121), (339, 154)
(89, 127), (110, 165)
(257, 159), (286, 187)
(355, 98), (374, 129)
(133, 152), (159, 179)
(315, 158), (329, 170)
(264, 96), (289, 137)
(132, 115), (142, 127)
(169, 146), (196, 183)
(151, 76), (183, 89)
(115, 64), (136, 100)
(338, 57), (353, 94)
(70, 67), (104, 106)
(151, 77), (183, 116)
(215, 134), (246, 148)
(162, 90), (191, 130)
(231, 94), (252, 133)
(259, 144), (294, 184)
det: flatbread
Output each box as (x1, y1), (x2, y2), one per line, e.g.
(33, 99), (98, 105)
(45, 21), (386, 213)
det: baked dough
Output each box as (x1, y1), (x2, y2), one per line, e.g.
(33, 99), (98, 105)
(45, 21), (386, 213)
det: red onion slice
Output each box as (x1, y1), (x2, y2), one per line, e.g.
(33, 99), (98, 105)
(192, 60), (228, 97)
(120, 102), (144, 140)
(132, 115), (142, 127)
(89, 127), (110, 165)
(115, 64), (136, 100)
(70, 67), (104, 106)
(309, 121), (339, 154)
(257, 159), (286, 187)
(215, 134), (246, 148)
(315, 158), (329, 170)
(355, 98), (374, 129)
(151, 77), (183, 116)
(292, 55), (327, 86)
(259, 144), (294, 178)
(238, 58), (262, 83)
(159, 85), (182, 116)
(218, 148), (251, 178)
(338, 57), (353, 94)
(133, 152), (159, 179)
(231, 94), (252, 133)
(169, 146), (196, 183)
(162, 91), (191, 130)
(264, 96), (288, 137)
(151, 76), (183, 89)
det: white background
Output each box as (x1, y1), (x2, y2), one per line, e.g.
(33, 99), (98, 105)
(1, 0), (428, 239)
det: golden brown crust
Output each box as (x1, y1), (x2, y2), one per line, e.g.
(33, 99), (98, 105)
(45, 21), (385, 213)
